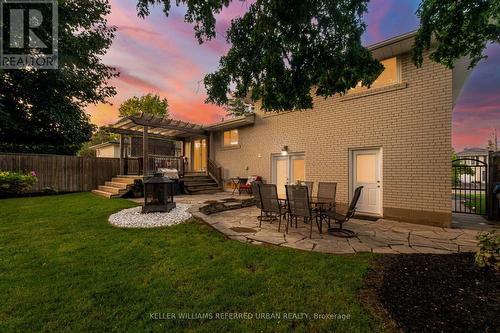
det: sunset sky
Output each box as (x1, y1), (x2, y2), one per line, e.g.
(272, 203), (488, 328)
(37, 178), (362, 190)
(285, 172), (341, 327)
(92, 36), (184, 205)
(87, 0), (500, 151)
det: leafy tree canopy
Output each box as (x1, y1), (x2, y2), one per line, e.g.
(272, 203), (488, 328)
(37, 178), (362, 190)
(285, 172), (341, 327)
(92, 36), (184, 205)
(119, 93), (169, 118)
(137, 0), (384, 111)
(137, 0), (500, 111)
(413, 0), (500, 69)
(224, 96), (253, 117)
(0, 0), (117, 155)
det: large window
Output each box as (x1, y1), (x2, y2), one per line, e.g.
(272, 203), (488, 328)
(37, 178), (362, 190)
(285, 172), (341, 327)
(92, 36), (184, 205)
(223, 129), (239, 146)
(349, 57), (400, 93)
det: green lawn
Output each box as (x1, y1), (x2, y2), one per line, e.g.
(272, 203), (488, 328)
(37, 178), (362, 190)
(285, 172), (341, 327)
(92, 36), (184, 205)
(0, 193), (381, 332)
(463, 193), (486, 215)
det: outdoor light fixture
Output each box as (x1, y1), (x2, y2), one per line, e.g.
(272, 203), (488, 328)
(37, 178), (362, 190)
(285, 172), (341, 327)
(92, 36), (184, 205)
(281, 146), (289, 156)
(143, 172), (176, 213)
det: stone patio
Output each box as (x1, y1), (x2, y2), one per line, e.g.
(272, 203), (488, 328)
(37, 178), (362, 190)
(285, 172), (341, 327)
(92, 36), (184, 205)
(131, 192), (496, 254)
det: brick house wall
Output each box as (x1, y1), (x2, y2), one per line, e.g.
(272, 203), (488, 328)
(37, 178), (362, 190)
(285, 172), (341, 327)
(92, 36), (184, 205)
(211, 51), (453, 227)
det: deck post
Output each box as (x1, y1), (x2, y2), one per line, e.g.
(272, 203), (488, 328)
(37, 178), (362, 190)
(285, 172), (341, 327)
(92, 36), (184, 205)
(119, 134), (125, 175)
(143, 125), (149, 176)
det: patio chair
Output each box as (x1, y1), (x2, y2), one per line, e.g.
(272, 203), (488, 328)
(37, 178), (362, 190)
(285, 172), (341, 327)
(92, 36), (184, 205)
(259, 184), (286, 231)
(251, 180), (264, 219)
(301, 181), (314, 198)
(285, 185), (321, 238)
(322, 186), (363, 238)
(317, 182), (337, 228)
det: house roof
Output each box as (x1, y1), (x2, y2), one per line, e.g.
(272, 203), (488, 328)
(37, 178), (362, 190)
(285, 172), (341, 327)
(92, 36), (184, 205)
(89, 141), (119, 150)
(367, 30), (419, 60)
(205, 113), (255, 131)
(456, 148), (489, 156)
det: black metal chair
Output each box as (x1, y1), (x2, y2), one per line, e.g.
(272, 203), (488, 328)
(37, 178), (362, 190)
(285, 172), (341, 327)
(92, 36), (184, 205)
(251, 180), (263, 219)
(259, 184), (286, 231)
(285, 185), (321, 238)
(317, 182), (337, 228)
(322, 186), (363, 238)
(301, 181), (314, 198)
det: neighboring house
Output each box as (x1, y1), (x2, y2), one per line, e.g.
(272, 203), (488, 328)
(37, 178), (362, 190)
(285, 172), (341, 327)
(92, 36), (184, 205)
(90, 138), (179, 159)
(108, 31), (471, 227)
(456, 147), (489, 184)
(90, 141), (121, 158)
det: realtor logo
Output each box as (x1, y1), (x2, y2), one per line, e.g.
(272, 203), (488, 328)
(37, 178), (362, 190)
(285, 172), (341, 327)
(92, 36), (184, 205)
(1, 0), (58, 69)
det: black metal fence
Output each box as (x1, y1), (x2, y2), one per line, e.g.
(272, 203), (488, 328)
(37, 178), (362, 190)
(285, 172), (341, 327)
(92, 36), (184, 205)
(452, 158), (488, 215)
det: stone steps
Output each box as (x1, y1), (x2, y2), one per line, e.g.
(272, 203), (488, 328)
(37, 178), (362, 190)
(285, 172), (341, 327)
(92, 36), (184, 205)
(182, 174), (221, 195)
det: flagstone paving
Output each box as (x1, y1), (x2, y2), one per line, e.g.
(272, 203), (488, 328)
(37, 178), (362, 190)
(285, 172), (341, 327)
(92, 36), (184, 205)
(192, 206), (486, 254)
(131, 192), (496, 254)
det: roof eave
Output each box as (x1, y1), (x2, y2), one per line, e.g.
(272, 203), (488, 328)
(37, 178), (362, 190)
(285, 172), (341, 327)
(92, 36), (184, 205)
(206, 113), (255, 131)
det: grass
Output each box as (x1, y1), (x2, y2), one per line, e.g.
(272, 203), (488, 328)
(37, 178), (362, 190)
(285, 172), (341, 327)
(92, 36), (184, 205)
(463, 193), (486, 215)
(0, 193), (381, 332)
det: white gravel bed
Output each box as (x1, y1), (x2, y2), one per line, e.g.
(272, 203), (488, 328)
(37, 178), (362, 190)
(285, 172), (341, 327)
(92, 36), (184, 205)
(108, 204), (192, 228)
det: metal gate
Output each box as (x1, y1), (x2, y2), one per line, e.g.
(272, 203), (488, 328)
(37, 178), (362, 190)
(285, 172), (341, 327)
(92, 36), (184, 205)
(452, 158), (488, 215)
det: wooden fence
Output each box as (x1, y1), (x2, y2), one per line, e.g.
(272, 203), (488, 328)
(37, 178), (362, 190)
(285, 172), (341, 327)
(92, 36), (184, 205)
(0, 153), (120, 193)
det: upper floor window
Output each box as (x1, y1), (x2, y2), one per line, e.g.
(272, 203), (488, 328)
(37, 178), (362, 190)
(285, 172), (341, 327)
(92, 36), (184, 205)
(349, 57), (400, 93)
(223, 129), (239, 146)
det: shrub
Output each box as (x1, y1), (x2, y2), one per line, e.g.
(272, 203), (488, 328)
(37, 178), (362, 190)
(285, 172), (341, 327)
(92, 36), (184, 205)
(475, 231), (500, 271)
(0, 170), (38, 196)
(42, 186), (59, 195)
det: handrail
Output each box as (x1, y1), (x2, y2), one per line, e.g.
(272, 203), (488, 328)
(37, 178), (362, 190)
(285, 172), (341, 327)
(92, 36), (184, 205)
(148, 155), (184, 177)
(124, 155), (184, 176)
(207, 158), (223, 188)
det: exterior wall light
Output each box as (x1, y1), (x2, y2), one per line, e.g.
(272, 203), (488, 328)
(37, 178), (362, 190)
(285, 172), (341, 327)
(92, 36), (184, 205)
(281, 146), (289, 156)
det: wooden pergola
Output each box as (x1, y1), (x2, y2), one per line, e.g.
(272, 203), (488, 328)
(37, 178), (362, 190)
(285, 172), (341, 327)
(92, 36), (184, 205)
(106, 113), (207, 175)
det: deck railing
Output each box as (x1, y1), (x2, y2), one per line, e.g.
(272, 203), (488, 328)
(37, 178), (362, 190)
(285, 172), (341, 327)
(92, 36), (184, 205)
(208, 158), (223, 188)
(124, 155), (184, 177)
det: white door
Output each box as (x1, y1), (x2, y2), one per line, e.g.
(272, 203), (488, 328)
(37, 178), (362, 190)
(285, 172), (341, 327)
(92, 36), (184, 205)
(273, 156), (289, 198)
(272, 154), (305, 198)
(351, 149), (382, 215)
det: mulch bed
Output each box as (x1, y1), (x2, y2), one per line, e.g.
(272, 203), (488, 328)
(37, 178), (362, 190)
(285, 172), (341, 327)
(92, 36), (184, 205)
(363, 253), (499, 333)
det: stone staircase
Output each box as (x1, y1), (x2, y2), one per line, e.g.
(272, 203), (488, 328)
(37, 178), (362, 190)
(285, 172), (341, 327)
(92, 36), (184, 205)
(91, 175), (139, 198)
(183, 172), (222, 195)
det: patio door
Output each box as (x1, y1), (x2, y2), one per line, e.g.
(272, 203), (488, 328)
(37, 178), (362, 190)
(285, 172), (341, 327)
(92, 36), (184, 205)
(350, 149), (382, 215)
(193, 139), (207, 172)
(272, 154), (305, 197)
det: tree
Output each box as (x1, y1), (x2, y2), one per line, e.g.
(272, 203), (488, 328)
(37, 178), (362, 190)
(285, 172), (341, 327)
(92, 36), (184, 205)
(452, 151), (475, 186)
(118, 94), (169, 118)
(413, 0), (500, 69)
(0, 0), (117, 155)
(137, 0), (384, 111)
(224, 96), (253, 117)
(137, 0), (499, 111)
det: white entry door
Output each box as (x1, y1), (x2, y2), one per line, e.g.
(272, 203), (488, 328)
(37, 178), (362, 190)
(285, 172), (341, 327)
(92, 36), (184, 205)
(351, 149), (382, 215)
(272, 154), (305, 198)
